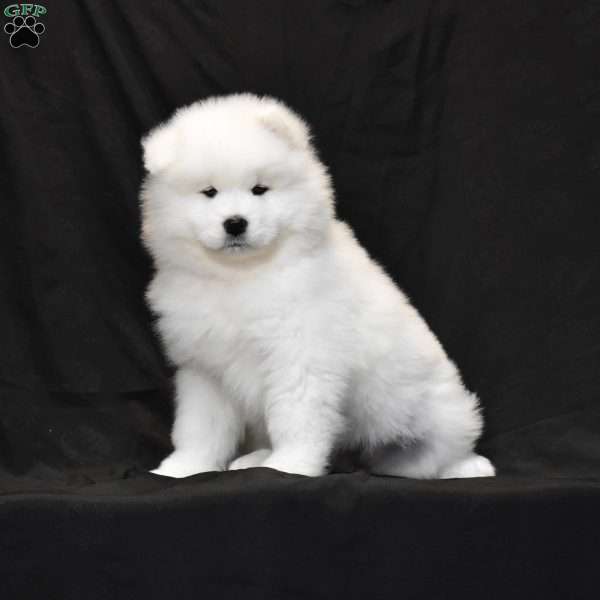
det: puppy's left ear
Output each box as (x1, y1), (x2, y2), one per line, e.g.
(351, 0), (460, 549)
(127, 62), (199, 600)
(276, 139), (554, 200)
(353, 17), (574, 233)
(141, 123), (178, 174)
(258, 100), (311, 151)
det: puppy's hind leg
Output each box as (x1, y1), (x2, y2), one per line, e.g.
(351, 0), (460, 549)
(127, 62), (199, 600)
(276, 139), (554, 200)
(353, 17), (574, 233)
(368, 387), (495, 479)
(438, 453), (495, 479)
(368, 441), (494, 479)
(229, 449), (272, 470)
(368, 440), (448, 479)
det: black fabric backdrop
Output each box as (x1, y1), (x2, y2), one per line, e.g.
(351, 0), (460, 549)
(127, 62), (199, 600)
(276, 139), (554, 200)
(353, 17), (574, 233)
(1, 0), (600, 598)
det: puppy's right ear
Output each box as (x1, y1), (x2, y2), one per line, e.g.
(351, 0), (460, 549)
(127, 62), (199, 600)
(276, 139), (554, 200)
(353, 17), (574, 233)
(142, 124), (178, 174)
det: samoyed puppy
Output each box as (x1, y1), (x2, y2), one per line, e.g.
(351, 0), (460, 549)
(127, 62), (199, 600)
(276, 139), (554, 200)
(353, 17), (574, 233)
(141, 93), (495, 479)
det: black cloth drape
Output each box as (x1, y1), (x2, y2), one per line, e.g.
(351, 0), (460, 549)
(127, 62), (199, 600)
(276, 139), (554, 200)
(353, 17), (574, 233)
(1, 1), (599, 598)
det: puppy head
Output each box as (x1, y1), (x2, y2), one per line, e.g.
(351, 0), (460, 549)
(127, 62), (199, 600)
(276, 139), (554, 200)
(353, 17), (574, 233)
(140, 94), (334, 269)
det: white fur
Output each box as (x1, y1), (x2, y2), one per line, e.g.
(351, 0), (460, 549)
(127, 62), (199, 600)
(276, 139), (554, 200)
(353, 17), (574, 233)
(141, 93), (495, 479)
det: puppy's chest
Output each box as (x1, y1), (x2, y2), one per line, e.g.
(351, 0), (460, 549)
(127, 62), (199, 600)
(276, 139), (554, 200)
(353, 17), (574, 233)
(156, 281), (289, 383)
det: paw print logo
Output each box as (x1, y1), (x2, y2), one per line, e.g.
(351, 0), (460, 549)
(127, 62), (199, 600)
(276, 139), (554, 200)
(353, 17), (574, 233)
(4, 15), (45, 48)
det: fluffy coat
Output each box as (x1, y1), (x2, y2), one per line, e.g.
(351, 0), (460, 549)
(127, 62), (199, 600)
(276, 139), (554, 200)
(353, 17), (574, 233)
(141, 93), (495, 479)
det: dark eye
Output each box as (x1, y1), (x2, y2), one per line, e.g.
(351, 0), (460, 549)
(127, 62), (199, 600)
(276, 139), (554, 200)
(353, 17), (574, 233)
(251, 184), (269, 196)
(201, 186), (218, 198)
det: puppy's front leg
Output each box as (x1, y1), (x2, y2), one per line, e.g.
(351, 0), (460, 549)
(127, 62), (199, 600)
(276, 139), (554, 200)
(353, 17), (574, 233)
(261, 362), (346, 477)
(152, 367), (241, 478)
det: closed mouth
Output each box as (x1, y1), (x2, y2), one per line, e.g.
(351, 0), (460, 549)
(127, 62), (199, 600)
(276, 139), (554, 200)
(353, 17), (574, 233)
(224, 239), (249, 250)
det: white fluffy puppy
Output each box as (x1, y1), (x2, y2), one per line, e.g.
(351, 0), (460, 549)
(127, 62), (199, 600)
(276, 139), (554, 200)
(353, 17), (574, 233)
(141, 93), (495, 479)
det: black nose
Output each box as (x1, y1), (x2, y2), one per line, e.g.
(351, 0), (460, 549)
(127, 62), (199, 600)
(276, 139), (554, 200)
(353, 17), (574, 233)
(223, 216), (248, 237)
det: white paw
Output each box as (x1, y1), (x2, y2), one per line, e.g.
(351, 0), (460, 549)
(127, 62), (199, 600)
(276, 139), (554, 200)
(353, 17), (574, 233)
(260, 452), (326, 477)
(150, 453), (222, 478)
(228, 449), (272, 470)
(439, 454), (495, 479)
